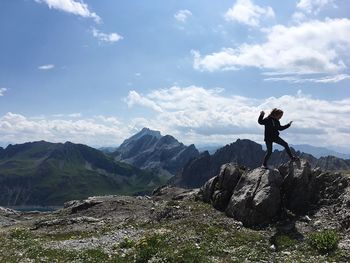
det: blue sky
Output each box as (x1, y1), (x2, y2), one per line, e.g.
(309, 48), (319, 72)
(0, 0), (350, 151)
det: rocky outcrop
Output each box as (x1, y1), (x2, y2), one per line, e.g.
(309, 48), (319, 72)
(0, 206), (20, 227)
(197, 159), (343, 226)
(114, 128), (199, 176)
(64, 198), (103, 214)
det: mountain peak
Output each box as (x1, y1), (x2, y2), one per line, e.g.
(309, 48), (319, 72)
(122, 128), (161, 145)
(116, 128), (199, 175)
(139, 127), (162, 138)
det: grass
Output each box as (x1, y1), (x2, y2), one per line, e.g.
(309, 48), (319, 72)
(271, 232), (298, 251)
(1, 199), (350, 263)
(308, 229), (339, 254)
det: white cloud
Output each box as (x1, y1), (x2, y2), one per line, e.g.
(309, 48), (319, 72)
(2, 86), (350, 148)
(0, 112), (130, 146)
(92, 28), (123, 44)
(35, 0), (101, 23)
(0, 88), (7, 96)
(124, 86), (350, 148)
(291, 12), (307, 24)
(174, 10), (192, 23)
(125, 90), (163, 112)
(193, 18), (350, 77)
(38, 64), (55, 70)
(264, 74), (350, 83)
(297, 0), (336, 14)
(224, 0), (275, 27)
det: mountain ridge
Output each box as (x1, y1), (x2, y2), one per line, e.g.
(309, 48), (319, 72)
(0, 140), (165, 206)
(172, 138), (350, 188)
(112, 128), (199, 176)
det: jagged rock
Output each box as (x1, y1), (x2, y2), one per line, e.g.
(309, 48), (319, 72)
(0, 206), (20, 216)
(0, 206), (20, 227)
(64, 198), (103, 214)
(281, 160), (318, 214)
(225, 168), (283, 226)
(212, 163), (242, 211)
(151, 185), (199, 201)
(197, 176), (218, 203)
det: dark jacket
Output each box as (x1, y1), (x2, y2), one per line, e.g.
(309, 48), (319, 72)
(258, 114), (290, 141)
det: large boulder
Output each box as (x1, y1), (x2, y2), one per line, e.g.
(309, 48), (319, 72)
(212, 163), (242, 211)
(225, 168), (283, 226)
(281, 160), (319, 214)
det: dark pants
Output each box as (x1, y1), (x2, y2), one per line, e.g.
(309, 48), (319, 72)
(263, 137), (293, 166)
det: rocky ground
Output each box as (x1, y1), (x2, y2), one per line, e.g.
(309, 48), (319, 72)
(0, 162), (350, 262)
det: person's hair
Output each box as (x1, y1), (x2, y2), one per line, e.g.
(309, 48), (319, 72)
(269, 108), (283, 118)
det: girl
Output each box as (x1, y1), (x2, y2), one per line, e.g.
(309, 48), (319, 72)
(258, 108), (299, 168)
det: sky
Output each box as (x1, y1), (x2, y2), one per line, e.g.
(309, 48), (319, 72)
(0, 0), (349, 151)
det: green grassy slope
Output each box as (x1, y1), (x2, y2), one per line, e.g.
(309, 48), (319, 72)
(0, 141), (167, 206)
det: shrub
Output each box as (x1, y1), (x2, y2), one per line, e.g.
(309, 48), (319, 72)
(308, 230), (339, 254)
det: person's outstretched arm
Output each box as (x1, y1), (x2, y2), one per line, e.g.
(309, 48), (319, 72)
(277, 120), (292, 131)
(258, 111), (267, 125)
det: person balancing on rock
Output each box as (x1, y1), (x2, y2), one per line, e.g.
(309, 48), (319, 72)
(258, 108), (299, 168)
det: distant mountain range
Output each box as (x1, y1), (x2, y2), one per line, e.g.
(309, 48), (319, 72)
(171, 139), (350, 188)
(1, 128), (350, 206)
(197, 143), (350, 159)
(111, 128), (199, 177)
(290, 144), (350, 159)
(0, 141), (166, 206)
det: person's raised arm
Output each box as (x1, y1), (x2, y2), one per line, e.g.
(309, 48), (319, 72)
(258, 111), (267, 125)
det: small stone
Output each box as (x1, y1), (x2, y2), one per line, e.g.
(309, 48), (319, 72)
(270, 244), (276, 251)
(313, 220), (322, 226)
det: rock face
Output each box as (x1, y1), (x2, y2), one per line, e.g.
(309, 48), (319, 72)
(212, 163), (243, 211)
(113, 128), (199, 176)
(198, 159), (327, 226)
(174, 139), (350, 188)
(281, 160), (319, 214)
(226, 168), (283, 226)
